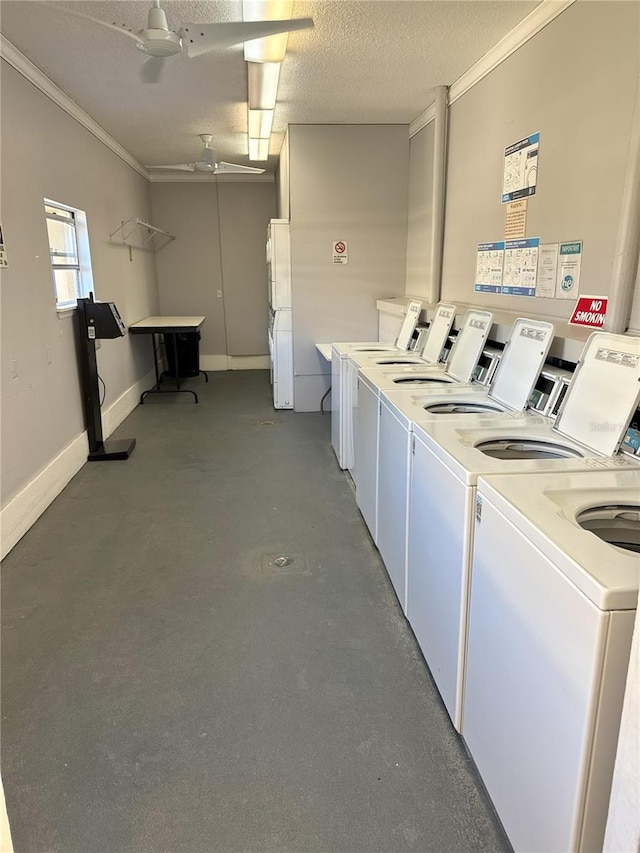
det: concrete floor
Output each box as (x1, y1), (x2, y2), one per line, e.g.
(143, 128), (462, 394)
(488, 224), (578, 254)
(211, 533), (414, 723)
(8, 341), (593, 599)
(2, 371), (511, 853)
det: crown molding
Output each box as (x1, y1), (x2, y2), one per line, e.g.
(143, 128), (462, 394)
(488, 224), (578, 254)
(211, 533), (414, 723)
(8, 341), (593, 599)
(148, 172), (275, 183)
(1, 35), (149, 179)
(409, 103), (436, 139)
(409, 0), (576, 138)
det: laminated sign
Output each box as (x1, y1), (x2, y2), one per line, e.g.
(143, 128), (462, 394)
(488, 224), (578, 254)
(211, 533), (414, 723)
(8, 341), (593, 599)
(569, 296), (608, 328)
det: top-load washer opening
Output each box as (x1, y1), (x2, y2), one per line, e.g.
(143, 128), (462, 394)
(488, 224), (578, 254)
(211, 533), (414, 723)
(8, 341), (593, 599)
(392, 376), (453, 385)
(372, 358), (423, 366)
(475, 438), (584, 460)
(423, 401), (505, 415)
(576, 505), (640, 553)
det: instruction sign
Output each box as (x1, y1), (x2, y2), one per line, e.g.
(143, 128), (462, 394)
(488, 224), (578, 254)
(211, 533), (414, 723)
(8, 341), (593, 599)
(502, 133), (539, 203)
(504, 200), (528, 240)
(536, 243), (558, 298)
(555, 241), (582, 299)
(569, 296), (608, 328)
(502, 237), (539, 297)
(332, 240), (348, 265)
(474, 241), (504, 293)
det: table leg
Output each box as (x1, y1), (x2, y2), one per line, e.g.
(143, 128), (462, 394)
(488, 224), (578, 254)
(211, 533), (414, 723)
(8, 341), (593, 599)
(139, 331), (198, 403)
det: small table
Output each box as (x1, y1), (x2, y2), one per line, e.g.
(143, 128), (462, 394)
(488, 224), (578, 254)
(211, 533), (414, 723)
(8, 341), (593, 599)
(129, 316), (207, 404)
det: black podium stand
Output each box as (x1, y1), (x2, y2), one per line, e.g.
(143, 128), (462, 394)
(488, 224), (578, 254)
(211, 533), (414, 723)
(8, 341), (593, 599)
(77, 297), (136, 461)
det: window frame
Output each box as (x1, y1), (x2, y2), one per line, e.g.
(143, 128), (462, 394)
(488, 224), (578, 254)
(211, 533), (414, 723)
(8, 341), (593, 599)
(44, 199), (95, 312)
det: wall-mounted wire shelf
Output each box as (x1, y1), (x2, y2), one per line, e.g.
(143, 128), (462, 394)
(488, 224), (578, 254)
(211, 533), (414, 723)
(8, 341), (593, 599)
(110, 217), (175, 258)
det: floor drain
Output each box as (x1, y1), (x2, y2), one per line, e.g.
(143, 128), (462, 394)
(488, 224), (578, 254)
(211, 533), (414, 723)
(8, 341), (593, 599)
(261, 553), (308, 574)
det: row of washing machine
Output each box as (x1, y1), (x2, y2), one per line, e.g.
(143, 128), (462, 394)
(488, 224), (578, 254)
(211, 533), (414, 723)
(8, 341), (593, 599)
(330, 303), (640, 853)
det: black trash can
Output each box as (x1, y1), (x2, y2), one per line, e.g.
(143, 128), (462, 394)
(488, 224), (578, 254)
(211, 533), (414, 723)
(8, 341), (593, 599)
(163, 331), (201, 378)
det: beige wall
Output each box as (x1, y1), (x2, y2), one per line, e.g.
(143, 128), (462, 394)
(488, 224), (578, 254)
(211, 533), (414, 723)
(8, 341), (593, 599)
(0, 61), (159, 505)
(218, 182), (276, 356)
(276, 129), (290, 220)
(288, 124), (410, 411)
(436, 0), (639, 320)
(406, 121), (435, 299)
(150, 181), (276, 360)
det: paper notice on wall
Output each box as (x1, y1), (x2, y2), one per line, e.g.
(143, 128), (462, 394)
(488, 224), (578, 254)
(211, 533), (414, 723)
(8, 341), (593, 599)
(0, 223), (7, 268)
(502, 237), (539, 297)
(502, 133), (539, 203)
(474, 242), (504, 293)
(536, 243), (558, 298)
(504, 200), (528, 240)
(555, 241), (582, 299)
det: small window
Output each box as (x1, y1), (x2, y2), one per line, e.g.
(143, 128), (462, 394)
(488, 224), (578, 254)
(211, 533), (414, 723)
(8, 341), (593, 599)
(44, 201), (94, 310)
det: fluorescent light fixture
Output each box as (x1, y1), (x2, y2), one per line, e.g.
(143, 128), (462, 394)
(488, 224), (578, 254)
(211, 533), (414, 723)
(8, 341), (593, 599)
(248, 108), (274, 139)
(249, 137), (270, 161)
(247, 62), (281, 110)
(243, 0), (293, 62)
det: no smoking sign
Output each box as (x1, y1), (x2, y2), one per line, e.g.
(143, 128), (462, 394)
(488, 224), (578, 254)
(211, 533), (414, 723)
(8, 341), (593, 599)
(332, 240), (348, 265)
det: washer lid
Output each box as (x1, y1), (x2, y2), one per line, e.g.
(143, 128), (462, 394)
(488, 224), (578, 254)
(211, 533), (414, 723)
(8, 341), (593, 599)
(421, 303), (456, 364)
(488, 318), (554, 411)
(445, 309), (494, 382)
(554, 332), (640, 455)
(395, 299), (423, 350)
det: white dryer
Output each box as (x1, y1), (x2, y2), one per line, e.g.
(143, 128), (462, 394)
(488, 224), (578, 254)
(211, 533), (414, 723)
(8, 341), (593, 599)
(407, 331), (640, 732)
(344, 303), (459, 478)
(374, 318), (555, 613)
(330, 298), (427, 469)
(354, 310), (493, 538)
(464, 468), (640, 853)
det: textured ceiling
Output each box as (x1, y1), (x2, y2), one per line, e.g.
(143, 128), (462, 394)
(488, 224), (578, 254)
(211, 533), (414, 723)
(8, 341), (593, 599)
(0, 0), (542, 173)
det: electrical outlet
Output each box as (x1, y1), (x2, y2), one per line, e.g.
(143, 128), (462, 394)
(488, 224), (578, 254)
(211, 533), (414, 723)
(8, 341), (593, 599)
(217, 290), (223, 298)
(45, 345), (52, 364)
(11, 357), (17, 379)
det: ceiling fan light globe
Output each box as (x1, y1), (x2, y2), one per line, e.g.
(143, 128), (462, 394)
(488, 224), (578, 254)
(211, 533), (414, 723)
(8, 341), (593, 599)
(194, 162), (215, 172)
(136, 30), (183, 56)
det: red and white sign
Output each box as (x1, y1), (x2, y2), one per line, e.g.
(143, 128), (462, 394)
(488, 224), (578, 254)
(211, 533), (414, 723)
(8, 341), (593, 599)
(332, 240), (348, 265)
(569, 295), (608, 328)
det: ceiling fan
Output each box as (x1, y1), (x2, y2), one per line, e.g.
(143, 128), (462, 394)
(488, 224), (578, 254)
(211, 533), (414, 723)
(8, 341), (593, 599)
(149, 135), (266, 175)
(50, 0), (314, 83)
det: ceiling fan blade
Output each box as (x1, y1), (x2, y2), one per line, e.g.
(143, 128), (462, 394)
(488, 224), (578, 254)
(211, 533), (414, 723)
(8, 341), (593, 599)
(214, 162), (266, 174)
(149, 164), (196, 172)
(181, 18), (313, 58)
(44, 3), (143, 45)
(140, 56), (167, 84)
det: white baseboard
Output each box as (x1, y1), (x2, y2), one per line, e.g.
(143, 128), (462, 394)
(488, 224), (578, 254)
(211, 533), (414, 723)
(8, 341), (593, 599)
(102, 368), (155, 437)
(1, 433), (87, 560)
(200, 355), (270, 371)
(0, 775), (13, 853)
(0, 369), (155, 561)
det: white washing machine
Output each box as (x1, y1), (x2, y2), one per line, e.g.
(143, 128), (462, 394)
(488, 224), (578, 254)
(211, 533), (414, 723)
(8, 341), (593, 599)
(464, 467), (640, 853)
(330, 298), (429, 469)
(406, 331), (640, 732)
(353, 310), (493, 537)
(373, 318), (555, 613)
(344, 303), (460, 478)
